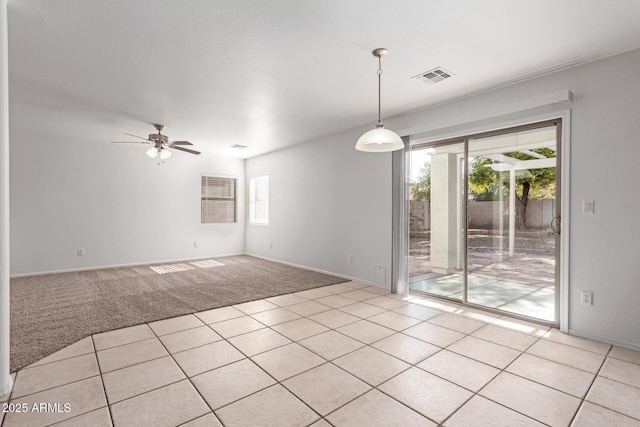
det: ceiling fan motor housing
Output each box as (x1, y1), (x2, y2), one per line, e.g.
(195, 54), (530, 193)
(148, 133), (169, 144)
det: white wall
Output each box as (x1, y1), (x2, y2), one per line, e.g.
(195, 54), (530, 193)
(10, 120), (245, 275)
(10, 48), (640, 348)
(245, 127), (393, 286)
(246, 49), (640, 349)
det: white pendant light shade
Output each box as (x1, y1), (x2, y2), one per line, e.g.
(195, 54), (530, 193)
(356, 48), (404, 153)
(355, 125), (404, 152)
(145, 146), (158, 158)
(160, 149), (172, 160)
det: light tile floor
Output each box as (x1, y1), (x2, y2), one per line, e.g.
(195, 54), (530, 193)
(2, 281), (640, 426)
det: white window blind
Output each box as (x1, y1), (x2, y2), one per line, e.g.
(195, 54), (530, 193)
(201, 176), (237, 223)
(250, 175), (269, 224)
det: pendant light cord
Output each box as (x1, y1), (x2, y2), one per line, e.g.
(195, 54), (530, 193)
(377, 55), (383, 125)
(355, 48), (403, 152)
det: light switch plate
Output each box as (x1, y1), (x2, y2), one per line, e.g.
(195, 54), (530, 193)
(582, 200), (595, 214)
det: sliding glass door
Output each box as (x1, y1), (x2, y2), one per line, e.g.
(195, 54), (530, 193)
(408, 121), (560, 324)
(409, 141), (465, 301)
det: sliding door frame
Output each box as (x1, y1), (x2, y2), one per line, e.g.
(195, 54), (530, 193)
(406, 117), (567, 328)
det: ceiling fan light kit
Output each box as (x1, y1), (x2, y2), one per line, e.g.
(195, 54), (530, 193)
(145, 146), (158, 158)
(111, 123), (201, 164)
(160, 148), (172, 160)
(355, 48), (404, 152)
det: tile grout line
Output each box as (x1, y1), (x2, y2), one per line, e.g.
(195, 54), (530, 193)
(579, 401), (640, 423)
(567, 350), (611, 426)
(5, 372), (103, 408)
(19, 344), (95, 372)
(269, 292), (442, 425)
(435, 313), (639, 425)
(356, 305), (478, 425)
(10, 283), (640, 426)
(30, 335), (113, 426)
(303, 293), (587, 426)
(437, 323), (553, 426)
(227, 350), (326, 425)
(202, 290), (409, 423)
(93, 323), (223, 421)
(165, 300), (353, 424)
(4, 289), (417, 414)
(566, 344), (640, 425)
(371, 319), (533, 426)
(288, 295), (482, 425)
(87, 335), (114, 427)
(511, 341), (610, 378)
(199, 317), (327, 426)
(147, 321), (226, 427)
(105, 297), (640, 426)
(425, 307), (617, 376)
(269, 297), (402, 425)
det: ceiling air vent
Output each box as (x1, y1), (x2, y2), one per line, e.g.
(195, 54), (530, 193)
(413, 67), (454, 84)
(231, 144), (248, 149)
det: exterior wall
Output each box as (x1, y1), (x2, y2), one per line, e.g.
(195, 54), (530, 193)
(467, 199), (555, 230)
(410, 201), (430, 231)
(412, 199), (554, 231)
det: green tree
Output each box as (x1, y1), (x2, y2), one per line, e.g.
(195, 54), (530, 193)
(412, 163), (431, 201)
(468, 149), (556, 229)
(471, 181), (507, 202)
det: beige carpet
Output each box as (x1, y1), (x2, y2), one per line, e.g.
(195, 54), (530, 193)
(10, 255), (347, 372)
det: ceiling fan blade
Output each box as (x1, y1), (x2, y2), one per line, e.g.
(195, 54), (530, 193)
(110, 141), (151, 144)
(169, 140), (193, 146)
(173, 146), (201, 155)
(123, 132), (151, 141)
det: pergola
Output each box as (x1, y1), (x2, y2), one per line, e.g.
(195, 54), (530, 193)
(429, 126), (557, 274)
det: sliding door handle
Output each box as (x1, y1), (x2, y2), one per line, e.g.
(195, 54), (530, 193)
(550, 215), (561, 235)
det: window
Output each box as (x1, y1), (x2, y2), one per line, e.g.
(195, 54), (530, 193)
(249, 175), (269, 224)
(201, 175), (237, 223)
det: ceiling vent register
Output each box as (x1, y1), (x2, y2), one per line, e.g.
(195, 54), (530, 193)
(413, 67), (454, 84)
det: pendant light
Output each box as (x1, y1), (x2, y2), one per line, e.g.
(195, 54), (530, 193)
(355, 48), (404, 152)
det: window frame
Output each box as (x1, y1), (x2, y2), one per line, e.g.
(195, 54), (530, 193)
(200, 174), (238, 224)
(249, 174), (269, 225)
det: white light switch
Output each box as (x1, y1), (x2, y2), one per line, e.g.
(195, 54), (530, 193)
(582, 200), (595, 214)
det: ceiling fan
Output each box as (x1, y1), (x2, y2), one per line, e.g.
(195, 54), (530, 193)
(111, 123), (201, 162)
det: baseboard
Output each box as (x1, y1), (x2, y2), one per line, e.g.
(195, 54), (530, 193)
(243, 252), (387, 289)
(568, 328), (640, 352)
(11, 252), (392, 293)
(10, 252), (246, 278)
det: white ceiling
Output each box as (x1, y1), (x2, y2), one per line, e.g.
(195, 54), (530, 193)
(8, 0), (640, 159)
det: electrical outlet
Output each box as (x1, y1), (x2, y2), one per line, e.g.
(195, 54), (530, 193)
(269, 243), (273, 249)
(193, 242), (198, 248)
(581, 290), (593, 306)
(349, 254), (354, 264)
(77, 248), (85, 256)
